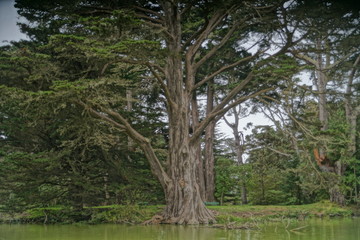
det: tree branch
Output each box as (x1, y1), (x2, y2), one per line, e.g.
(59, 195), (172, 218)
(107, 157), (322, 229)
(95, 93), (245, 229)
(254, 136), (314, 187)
(192, 54), (259, 92)
(148, 65), (176, 111)
(140, 20), (174, 39)
(182, 22), (207, 51)
(185, 9), (229, 62)
(290, 51), (318, 66)
(324, 48), (358, 71)
(190, 71), (273, 143)
(193, 23), (239, 71)
(133, 5), (164, 20)
(135, 13), (164, 24)
(266, 146), (292, 157)
(77, 100), (126, 130)
(76, 100), (171, 188)
(347, 54), (360, 92)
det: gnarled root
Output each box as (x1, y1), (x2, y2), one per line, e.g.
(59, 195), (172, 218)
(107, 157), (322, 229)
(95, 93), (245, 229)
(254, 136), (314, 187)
(142, 215), (164, 225)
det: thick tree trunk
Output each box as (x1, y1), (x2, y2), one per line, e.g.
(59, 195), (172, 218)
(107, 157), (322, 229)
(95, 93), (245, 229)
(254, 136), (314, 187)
(164, 108), (214, 224)
(159, 2), (215, 223)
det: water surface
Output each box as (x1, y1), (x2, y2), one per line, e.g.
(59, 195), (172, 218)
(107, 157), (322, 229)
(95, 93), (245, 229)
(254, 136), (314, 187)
(1, 218), (359, 240)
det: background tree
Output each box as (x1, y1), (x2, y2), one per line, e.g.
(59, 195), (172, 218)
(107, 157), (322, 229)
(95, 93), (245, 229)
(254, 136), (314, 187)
(287, 0), (360, 204)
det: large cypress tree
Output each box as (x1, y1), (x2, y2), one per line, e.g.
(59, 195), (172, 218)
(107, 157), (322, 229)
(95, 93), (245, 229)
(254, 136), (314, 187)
(8, 0), (303, 223)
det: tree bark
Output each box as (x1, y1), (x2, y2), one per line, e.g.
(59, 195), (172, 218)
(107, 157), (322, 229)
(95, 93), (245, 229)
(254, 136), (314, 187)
(160, 1), (214, 223)
(240, 183), (248, 205)
(126, 89), (134, 153)
(163, 96), (216, 221)
(164, 133), (214, 224)
(315, 41), (328, 133)
(191, 93), (206, 201)
(204, 81), (216, 202)
(103, 173), (110, 206)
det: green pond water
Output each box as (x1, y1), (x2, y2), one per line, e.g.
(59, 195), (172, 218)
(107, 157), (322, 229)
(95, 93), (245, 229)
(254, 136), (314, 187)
(1, 218), (359, 240)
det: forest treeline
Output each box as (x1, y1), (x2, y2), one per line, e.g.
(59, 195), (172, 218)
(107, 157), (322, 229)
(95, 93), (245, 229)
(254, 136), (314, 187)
(0, 0), (359, 224)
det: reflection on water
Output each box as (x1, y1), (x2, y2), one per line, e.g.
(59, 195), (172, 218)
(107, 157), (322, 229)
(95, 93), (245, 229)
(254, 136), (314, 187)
(0, 218), (359, 240)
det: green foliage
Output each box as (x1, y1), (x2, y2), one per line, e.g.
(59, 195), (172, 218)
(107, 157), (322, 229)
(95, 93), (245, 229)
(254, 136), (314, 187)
(215, 157), (236, 204)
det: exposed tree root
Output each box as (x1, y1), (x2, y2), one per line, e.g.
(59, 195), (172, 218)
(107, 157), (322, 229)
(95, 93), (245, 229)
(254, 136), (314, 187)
(142, 215), (164, 225)
(143, 208), (216, 225)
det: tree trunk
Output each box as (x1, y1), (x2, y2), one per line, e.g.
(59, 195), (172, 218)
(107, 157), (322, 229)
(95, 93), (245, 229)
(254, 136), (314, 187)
(343, 55), (360, 204)
(260, 174), (265, 204)
(204, 121), (216, 202)
(330, 184), (345, 206)
(314, 38), (346, 205)
(164, 112), (214, 224)
(240, 182), (248, 205)
(103, 173), (110, 205)
(158, 1), (218, 223)
(204, 81), (216, 202)
(126, 89), (134, 153)
(191, 94), (206, 201)
(159, 1), (214, 222)
(224, 105), (248, 204)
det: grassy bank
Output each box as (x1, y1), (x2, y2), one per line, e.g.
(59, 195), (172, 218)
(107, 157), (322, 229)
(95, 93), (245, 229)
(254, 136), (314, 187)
(0, 205), (161, 224)
(210, 201), (355, 228)
(0, 201), (356, 225)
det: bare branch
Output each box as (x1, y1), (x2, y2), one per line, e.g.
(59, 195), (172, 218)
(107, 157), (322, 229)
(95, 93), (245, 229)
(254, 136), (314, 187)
(217, 88), (273, 122)
(215, 72), (254, 111)
(100, 61), (119, 76)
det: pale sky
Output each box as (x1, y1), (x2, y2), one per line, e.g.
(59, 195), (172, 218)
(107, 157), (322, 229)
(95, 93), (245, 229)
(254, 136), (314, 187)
(0, 0), (27, 45)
